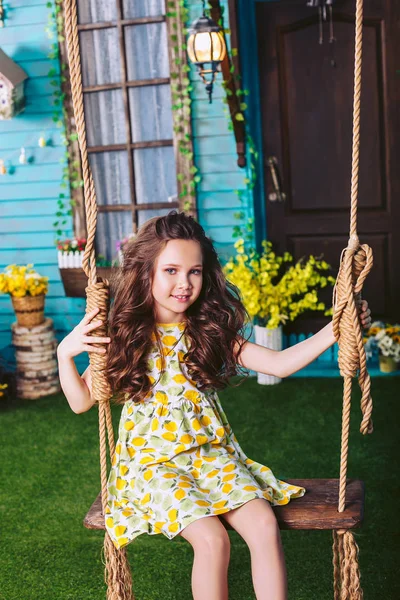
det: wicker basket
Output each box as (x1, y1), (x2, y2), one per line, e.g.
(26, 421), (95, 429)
(11, 294), (45, 327)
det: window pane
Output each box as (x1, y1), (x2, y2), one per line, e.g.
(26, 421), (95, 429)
(123, 0), (165, 19)
(84, 90), (126, 146)
(96, 211), (133, 262)
(80, 29), (121, 87)
(77, 0), (117, 24)
(89, 152), (131, 206)
(134, 147), (177, 205)
(125, 23), (169, 80)
(129, 85), (173, 142)
(138, 208), (173, 227)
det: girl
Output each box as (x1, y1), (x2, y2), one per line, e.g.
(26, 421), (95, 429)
(57, 211), (371, 600)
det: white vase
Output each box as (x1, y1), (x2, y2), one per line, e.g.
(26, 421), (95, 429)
(254, 324), (283, 385)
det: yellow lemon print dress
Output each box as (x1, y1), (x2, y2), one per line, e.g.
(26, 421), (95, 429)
(106, 322), (305, 549)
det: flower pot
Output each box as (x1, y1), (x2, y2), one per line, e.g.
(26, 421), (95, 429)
(254, 325), (283, 385)
(379, 355), (398, 373)
(11, 294), (45, 328)
(59, 267), (119, 297)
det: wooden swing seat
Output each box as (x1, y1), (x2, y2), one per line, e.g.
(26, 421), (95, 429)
(83, 478), (364, 531)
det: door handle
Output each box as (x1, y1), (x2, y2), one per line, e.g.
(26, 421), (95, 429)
(267, 156), (286, 202)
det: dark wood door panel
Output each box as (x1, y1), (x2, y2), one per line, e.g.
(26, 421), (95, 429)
(278, 15), (385, 212)
(256, 0), (399, 329)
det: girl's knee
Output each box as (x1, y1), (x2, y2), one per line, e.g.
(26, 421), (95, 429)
(182, 517), (231, 557)
(195, 528), (230, 558)
(247, 513), (281, 551)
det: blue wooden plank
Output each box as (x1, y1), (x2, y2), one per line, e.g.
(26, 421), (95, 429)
(0, 215), (60, 233)
(3, 1), (48, 9)
(199, 172), (248, 192)
(25, 77), (63, 97)
(0, 129), (65, 151)
(193, 136), (236, 155)
(26, 97), (57, 114)
(192, 117), (231, 138)
(206, 226), (237, 244)
(191, 98), (229, 120)
(0, 23), (49, 45)
(0, 247), (71, 265)
(197, 209), (242, 228)
(19, 60), (60, 79)
(0, 181), (67, 201)
(0, 45), (51, 62)
(0, 231), (64, 248)
(196, 153), (240, 173)
(0, 163), (63, 183)
(3, 4), (49, 27)
(198, 191), (247, 211)
(0, 112), (59, 133)
(0, 198), (65, 217)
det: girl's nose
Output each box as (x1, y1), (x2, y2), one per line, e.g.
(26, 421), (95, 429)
(178, 279), (191, 289)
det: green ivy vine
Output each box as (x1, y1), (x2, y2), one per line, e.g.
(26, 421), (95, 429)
(166, 1), (199, 213)
(45, 0), (83, 243)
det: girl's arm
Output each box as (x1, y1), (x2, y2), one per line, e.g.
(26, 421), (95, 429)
(57, 307), (110, 414)
(57, 351), (95, 414)
(236, 322), (335, 378)
(236, 301), (371, 378)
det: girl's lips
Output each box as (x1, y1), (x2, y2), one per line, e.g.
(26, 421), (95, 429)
(172, 295), (191, 302)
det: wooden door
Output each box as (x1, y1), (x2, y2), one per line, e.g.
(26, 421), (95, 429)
(256, 0), (400, 333)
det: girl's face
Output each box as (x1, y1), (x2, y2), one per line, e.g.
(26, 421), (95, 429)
(152, 239), (203, 323)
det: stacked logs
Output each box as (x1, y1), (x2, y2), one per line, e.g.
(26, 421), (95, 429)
(11, 318), (61, 399)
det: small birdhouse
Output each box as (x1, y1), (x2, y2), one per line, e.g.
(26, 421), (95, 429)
(0, 48), (28, 120)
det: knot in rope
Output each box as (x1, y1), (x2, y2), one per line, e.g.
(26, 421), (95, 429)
(332, 240), (374, 435)
(85, 282), (111, 405)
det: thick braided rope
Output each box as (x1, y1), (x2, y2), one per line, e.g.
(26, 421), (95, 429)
(331, 0), (372, 597)
(332, 531), (363, 600)
(64, 2), (134, 598)
(331, 0), (373, 514)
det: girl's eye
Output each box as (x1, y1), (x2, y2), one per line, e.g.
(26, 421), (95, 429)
(165, 268), (202, 275)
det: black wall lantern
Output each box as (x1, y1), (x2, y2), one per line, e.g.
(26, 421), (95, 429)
(187, 0), (226, 103)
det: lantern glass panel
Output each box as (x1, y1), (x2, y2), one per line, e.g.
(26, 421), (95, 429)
(187, 31), (226, 64)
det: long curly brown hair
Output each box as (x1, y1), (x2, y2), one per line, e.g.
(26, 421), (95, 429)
(105, 211), (252, 405)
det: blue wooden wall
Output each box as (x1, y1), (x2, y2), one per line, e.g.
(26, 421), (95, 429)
(0, 0), (86, 371)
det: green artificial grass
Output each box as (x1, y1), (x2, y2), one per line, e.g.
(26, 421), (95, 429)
(0, 376), (399, 600)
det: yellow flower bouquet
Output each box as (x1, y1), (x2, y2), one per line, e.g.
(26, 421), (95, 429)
(223, 239), (336, 329)
(0, 264), (49, 297)
(0, 264), (49, 327)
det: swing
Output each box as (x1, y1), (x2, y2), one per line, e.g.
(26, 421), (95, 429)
(63, 0), (373, 598)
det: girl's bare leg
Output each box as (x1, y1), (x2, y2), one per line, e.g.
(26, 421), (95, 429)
(179, 515), (230, 600)
(220, 498), (287, 600)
